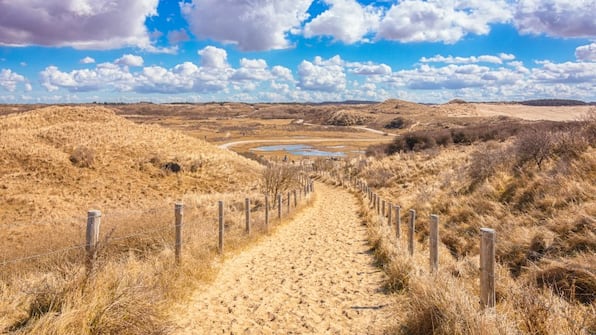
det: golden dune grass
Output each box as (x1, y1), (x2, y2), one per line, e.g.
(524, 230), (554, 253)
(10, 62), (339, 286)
(343, 127), (595, 334)
(0, 106), (318, 334)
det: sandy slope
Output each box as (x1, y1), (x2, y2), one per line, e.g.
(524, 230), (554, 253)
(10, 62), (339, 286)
(173, 183), (392, 334)
(473, 103), (593, 121)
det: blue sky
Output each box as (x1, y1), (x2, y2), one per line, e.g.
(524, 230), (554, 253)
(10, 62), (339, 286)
(0, 0), (594, 103)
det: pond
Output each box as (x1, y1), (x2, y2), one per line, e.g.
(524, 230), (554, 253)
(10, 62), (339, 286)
(250, 144), (346, 157)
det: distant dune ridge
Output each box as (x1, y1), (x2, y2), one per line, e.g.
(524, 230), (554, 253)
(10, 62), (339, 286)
(0, 106), (261, 227)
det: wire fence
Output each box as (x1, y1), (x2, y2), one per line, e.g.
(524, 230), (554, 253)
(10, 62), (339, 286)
(1, 177), (316, 276)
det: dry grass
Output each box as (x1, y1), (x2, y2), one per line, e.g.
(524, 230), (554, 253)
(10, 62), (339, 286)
(331, 117), (596, 334)
(0, 106), (317, 334)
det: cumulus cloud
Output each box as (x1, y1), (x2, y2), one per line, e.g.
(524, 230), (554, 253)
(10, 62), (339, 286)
(514, 0), (596, 38)
(115, 54), (144, 67)
(303, 0), (382, 43)
(377, 0), (511, 43)
(420, 53), (516, 64)
(232, 58), (272, 81)
(80, 57), (96, 64)
(298, 55), (346, 91)
(40, 63), (136, 92)
(0, 69), (27, 92)
(576, 43), (596, 61)
(180, 0), (311, 51)
(532, 60), (596, 84)
(272, 66), (295, 82)
(198, 46), (229, 68)
(0, 0), (163, 51)
(347, 62), (392, 75)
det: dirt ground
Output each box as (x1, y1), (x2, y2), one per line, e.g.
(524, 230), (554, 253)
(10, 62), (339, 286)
(172, 183), (393, 334)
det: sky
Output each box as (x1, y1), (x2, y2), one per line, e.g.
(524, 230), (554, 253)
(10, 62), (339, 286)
(0, 0), (594, 104)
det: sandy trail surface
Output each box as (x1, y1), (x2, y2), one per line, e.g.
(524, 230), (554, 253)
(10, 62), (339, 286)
(173, 183), (392, 334)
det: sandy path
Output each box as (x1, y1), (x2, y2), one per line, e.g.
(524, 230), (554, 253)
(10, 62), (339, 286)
(173, 183), (392, 334)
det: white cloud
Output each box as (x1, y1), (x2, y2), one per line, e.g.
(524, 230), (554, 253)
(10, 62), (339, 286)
(514, 0), (596, 38)
(576, 43), (596, 61)
(115, 54), (144, 67)
(272, 66), (295, 82)
(32, 49), (596, 103)
(298, 55), (346, 92)
(532, 60), (596, 84)
(303, 0), (382, 43)
(0, 69), (27, 92)
(347, 62), (392, 75)
(198, 46), (229, 68)
(377, 0), (511, 43)
(231, 58), (272, 82)
(180, 0), (311, 51)
(80, 57), (96, 64)
(0, 0), (163, 51)
(420, 53), (516, 64)
(40, 62), (136, 92)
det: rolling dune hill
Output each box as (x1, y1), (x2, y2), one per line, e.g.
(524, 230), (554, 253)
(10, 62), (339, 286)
(0, 106), (262, 258)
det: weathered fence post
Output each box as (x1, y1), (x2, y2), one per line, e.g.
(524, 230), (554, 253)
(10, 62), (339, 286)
(408, 209), (416, 256)
(388, 203), (392, 227)
(245, 198), (251, 235)
(265, 195), (270, 231)
(377, 196), (381, 215)
(86, 210), (101, 269)
(287, 192), (291, 214)
(430, 214), (439, 273)
(175, 203), (184, 264)
(382, 200), (386, 218)
(293, 190), (297, 207)
(218, 201), (224, 254)
(480, 228), (496, 309)
(277, 194), (282, 219)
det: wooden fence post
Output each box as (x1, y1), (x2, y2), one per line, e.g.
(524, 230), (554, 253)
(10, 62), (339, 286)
(480, 228), (496, 309)
(408, 209), (416, 256)
(377, 196), (381, 215)
(293, 190), (297, 207)
(430, 214), (439, 273)
(175, 203), (183, 264)
(86, 210), (101, 269)
(245, 198), (251, 235)
(287, 192), (291, 214)
(218, 201), (224, 254)
(396, 205), (401, 240)
(388, 203), (392, 227)
(277, 194), (282, 219)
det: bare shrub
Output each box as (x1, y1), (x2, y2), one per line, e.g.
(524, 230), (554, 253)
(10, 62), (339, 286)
(514, 127), (555, 170)
(261, 164), (299, 198)
(69, 146), (95, 168)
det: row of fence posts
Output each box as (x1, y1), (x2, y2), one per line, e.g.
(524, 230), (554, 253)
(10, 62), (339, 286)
(85, 178), (315, 270)
(349, 179), (496, 309)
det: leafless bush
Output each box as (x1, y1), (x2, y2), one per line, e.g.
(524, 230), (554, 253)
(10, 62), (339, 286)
(514, 128), (554, 170)
(261, 164), (299, 198)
